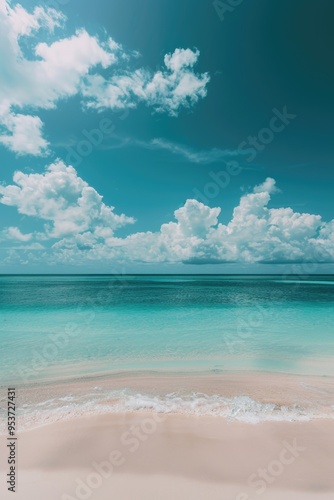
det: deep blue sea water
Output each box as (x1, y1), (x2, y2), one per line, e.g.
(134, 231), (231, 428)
(0, 275), (334, 384)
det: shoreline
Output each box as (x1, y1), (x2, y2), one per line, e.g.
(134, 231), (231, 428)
(1, 370), (333, 498)
(1, 370), (333, 434)
(7, 366), (334, 386)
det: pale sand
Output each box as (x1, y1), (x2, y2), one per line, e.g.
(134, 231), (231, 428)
(0, 414), (334, 499)
(0, 371), (334, 499)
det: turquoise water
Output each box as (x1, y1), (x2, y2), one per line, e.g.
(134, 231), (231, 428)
(1, 275), (334, 384)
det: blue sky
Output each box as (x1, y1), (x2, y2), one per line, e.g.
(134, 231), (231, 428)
(0, 0), (333, 273)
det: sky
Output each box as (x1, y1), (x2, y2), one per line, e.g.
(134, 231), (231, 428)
(0, 0), (333, 273)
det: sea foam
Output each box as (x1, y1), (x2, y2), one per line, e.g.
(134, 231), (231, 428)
(4, 388), (333, 433)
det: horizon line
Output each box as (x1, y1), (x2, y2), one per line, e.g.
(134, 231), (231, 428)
(1, 273), (334, 277)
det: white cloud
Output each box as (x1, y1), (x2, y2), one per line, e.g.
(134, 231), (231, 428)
(0, 2), (115, 111)
(116, 177), (334, 265)
(0, 1), (210, 155)
(82, 48), (209, 116)
(0, 112), (48, 155)
(5, 2), (64, 37)
(164, 48), (199, 73)
(121, 199), (222, 263)
(3, 167), (332, 267)
(0, 161), (135, 240)
(253, 177), (280, 194)
(0, 0), (114, 155)
(2, 226), (32, 241)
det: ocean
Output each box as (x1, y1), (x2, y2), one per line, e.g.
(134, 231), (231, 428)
(1, 274), (334, 384)
(1, 274), (334, 427)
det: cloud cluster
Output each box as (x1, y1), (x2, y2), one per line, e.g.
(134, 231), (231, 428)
(67, 184), (333, 265)
(0, 161), (134, 242)
(81, 48), (209, 116)
(0, 1), (113, 155)
(2, 226), (32, 242)
(120, 178), (332, 264)
(1, 163), (333, 266)
(0, 1), (210, 155)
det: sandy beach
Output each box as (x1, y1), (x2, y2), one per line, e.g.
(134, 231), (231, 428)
(0, 371), (334, 499)
(1, 412), (334, 499)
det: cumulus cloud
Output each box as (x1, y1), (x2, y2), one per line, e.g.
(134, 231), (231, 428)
(0, 161), (135, 240)
(253, 177), (280, 194)
(106, 177), (334, 265)
(2, 168), (333, 266)
(0, 1), (114, 155)
(2, 226), (32, 242)
(0, 112), (48, 155)
(0, 1), (210, 155)
(82, 48), (210, 116)
(121, 199), (222, 263)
